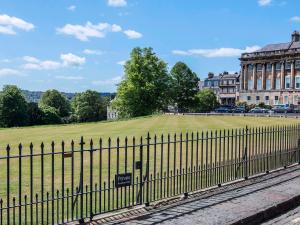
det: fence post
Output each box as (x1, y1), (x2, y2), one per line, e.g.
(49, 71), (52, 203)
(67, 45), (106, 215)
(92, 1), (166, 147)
(244, 126), (248, 180)
(79, 137), (85, 224)
(298, 124), (300, 165)
(139, 137), (143, 205)
(145, 133), (150, 206)
(6, 145), (10, 225)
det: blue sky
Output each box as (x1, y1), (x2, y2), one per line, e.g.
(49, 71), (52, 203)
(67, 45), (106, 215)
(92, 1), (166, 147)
(0, 0), (300, 92)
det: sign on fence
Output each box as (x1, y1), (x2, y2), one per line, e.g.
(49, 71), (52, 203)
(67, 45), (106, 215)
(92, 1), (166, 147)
(115, 173), (132, 188)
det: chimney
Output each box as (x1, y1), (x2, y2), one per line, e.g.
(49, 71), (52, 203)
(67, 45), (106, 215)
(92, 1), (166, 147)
(292, 30), (300, 42)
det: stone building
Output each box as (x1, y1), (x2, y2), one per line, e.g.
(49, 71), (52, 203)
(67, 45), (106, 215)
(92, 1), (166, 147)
(219, 72), (240, 105)
(203, 72), (220, 100)
(239, 31), (300, 106)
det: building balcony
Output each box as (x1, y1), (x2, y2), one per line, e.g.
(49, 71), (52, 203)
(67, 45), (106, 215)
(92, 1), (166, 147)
(219, 93), (236, 98)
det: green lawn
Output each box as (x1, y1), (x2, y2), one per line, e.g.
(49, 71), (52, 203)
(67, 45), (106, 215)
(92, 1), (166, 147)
(0, 114), (299, 150)
(0, 114), (299, 224)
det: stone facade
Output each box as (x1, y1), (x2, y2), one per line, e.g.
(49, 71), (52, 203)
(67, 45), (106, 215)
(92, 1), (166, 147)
(219, 72), (240, 105)
(203, 72), (220, 101)
(203, 72), (239, 105)
(239, 31), (300, 106)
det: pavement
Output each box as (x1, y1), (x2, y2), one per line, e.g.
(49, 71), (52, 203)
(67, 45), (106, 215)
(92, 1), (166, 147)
(88, 164), (300, 225)
(263, 206), (300, 225)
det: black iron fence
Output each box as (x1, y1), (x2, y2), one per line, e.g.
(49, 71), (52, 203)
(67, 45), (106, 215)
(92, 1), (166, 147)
(0, 124), (300, 224)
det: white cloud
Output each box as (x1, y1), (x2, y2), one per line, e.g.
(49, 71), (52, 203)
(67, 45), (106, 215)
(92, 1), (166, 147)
(23, 60), (62, 70)
(23, 53), (85, 70)
(23, 56), (40, 63)
(258, 0), (272, 6)
(83, 49), (104, 55)
(60, 53), (85, 66)
(67, 5), (76, 11)
(92, 76), (122, 85)
(57, 22), (123, 41)
(0, 14), (34, 35)
(172, 46), (261, 58)
(290, 16), (300, 23)
(0, 25), (16, 35)
(108, 0), (127, 7)
(123, 30), (142, 39)
(0, 68), (21, 77)
(55, 75), (84, 80)
(0, 59), (11, 63)
(117, 60), (126, 66)
(112, 24), (122, 32)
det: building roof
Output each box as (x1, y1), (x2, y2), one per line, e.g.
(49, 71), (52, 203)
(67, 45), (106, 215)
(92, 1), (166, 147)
(241, 31), (300, 59)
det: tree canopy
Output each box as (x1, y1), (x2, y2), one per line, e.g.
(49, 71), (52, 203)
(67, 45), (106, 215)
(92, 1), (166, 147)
(170, 61), (199, 112)
(72, 90), (107, 122)
(114, 47), (171, 118)
(39, 89), (71, 117)
(0, 85), (28, 127)
(194, 89), (219, 113)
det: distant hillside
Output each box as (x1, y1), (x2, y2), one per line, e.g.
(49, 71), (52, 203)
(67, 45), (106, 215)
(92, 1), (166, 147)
(22, 90), (115, 103)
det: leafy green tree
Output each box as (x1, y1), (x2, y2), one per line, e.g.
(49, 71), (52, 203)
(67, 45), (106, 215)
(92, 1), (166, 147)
(27, 102), (45, 125)
(0, 85), (28, 127)
(39, 105), (61, 124)
(114, 47), (171, 118)
(194, 89), (219, 113)
(39, 90), (71, 117)
(72, 90), (107, 122)
(170, 61), (199, 112)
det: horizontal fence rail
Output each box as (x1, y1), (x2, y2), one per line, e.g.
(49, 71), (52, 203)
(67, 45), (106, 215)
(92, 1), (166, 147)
(0, 124), (300, 224)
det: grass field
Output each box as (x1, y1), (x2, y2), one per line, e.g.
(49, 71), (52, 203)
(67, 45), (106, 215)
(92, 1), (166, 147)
(0, 114), (299, 224)
(0, 114), (299, 150)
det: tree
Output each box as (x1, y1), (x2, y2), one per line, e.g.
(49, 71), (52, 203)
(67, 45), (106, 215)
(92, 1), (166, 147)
(72, 90), (107, 122)
(27, 102), (45, 125)
(0, 85), (28, 127)
(114, 47), (171, 118)
(194, 89), (219, 113)
(39, 105), (61, 124)
(170, 62), (199, 112)
(39, 90), (71, 117)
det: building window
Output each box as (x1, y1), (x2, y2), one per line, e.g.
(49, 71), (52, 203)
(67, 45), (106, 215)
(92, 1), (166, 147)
(296, 76), (300, 89)
(284, 96), (289, 104)
(256, 64), (262, 71)
(275, 63), (281, 71)
(247, 96), (251, 101)
(296, 60), (300, 69)
(274, 96), (279, 105)
(285, 62), (291, 70)
(256, 96), (260, 101)
(266, 63), (272, 72)
(294, 95), (299, 105)
(265, 96), (269, 101)
(276, 78), (281, 89)
(257, 79), (262, 90)
(285, 76), (291, 89)
(266, 79), (271, 90)
(214, 81), (218, 87)
(248, 64), (253, 72)
(248, 80), (253, 90)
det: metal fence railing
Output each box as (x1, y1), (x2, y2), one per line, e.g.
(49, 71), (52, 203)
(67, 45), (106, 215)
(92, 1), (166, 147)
(0, 124), (299, 224)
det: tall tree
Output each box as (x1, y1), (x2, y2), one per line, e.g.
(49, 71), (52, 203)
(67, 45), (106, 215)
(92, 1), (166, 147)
(114, 47), (171, 118)
(194, 89), (219, 113)
(72, 90), (107, 122)
(170, 62), (199, 112)
(39, 89), (71, 117)
(27, 102), (45, 125)
(0, 85), (28, 127)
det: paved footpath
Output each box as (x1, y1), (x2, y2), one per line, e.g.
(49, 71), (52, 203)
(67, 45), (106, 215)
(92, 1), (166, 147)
(89, 165), (300, 225)
(263, 206), (300, 225)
